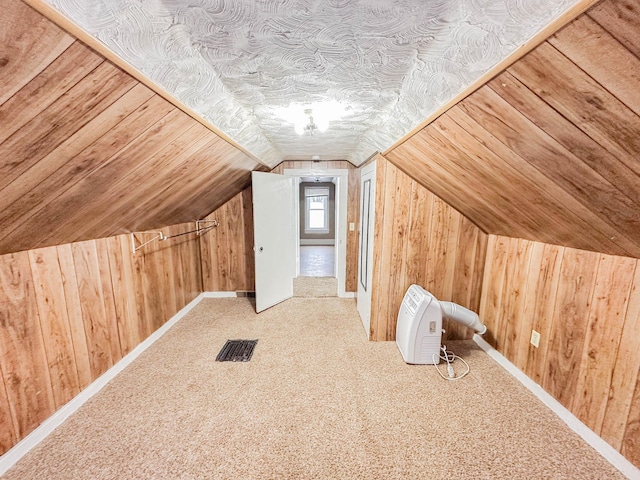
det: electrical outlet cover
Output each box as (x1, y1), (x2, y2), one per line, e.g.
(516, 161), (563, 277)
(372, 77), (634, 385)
(530, 329), (541, 348)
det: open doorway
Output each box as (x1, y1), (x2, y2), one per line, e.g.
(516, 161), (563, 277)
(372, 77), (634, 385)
(299, 179), (336, 277)
(284, 168), (350, 297)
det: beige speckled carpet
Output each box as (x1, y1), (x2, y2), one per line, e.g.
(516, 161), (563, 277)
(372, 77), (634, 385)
(1, 297), (623, 479)
(293, 276), (337, 297)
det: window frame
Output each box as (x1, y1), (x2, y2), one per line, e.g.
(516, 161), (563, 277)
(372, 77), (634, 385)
(304, 186), (330, 234)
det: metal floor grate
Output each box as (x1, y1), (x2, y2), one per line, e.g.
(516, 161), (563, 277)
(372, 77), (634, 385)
(215, 340), (258, 362)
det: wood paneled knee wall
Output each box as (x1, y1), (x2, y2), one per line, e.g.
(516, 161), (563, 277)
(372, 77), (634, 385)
(480, 235), (640, 467)
(0, 223), (202, 455)
(368, 155), (488, 342)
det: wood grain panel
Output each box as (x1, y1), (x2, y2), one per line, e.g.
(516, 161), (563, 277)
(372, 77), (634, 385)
(405, 181), (433, 291)
(55, 244), (92, 390)
(131, 240), (153, 341)
(137, 234), (167, 333)
(573, 255), (636, 433)
(488, 72), (640, 205)
(104, 134), (227, 231)
(522, 242), (564, 385)
(458, 86), (639, 255)
(28, 246), (81, 409)
(71, 241), (114, 379)
(200, 190), (255, 292)
(212, 200), (233, 292)
(550, 15), (640, 117)
(0, 251), (55, 440)
(422, 121), (550, 239)
(137, 149), (263, 233)
(0, 86), (164, 237)
(0, 367), (16, 455)
(0, 6), (266, 255)
(105, 235), (141, 356)
(588, 0), (640, 61)
(0, 41), (102, 145)
(544, 248), (599, 409)
(95, 238), (123, 364)
(368, 156), (486, 341)
(369, 156), (389, 341)
(441, 211), (464, 340)
(387, 167), (413, 340)
(481, 235), (640, 467)
(442, 205), (461, 313)
(425, 197), (447, 300)
(390, 107), (632, 255)
(72, 123), (213, 239)
(371, 157), (396, 341)
(273, 160), (355, 172)
(0, 61), (136, 191)
(478, 235), (510, 348)
(346, 167), (360, 292)
(165, 226), (186, 312)
(602, 265), (640, 449)
(0, 222), (203, 455)
(623, 378), (640, 467)
(452, 216), (480, 308)
(442, 106), (631, 252)
(241, 187), (255, 292)
(508, 42), (640, 179)
(225, 189), (248, 290)
(468, 230), (487, 315)
(0, 0), (74, 105)
(500, 238), (534, 367)
(21, 110), (196, 250)
(386, 135), (507, 236)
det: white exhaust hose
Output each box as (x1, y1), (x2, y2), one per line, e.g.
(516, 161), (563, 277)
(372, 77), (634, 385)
(439, 301), (487, 334)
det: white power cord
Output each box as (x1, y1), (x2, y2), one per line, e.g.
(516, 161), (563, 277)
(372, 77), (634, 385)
(432, 345), (470, 381)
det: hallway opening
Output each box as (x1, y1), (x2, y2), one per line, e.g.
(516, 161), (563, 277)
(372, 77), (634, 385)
(299, 245), (335, 277)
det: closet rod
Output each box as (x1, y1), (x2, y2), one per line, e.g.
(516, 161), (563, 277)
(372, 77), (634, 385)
(131, 231), (165, 253)
(130, 219), (219, 254)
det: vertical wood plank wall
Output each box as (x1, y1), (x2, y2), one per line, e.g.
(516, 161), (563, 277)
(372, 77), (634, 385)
(0, 222), (202, 456)
(369, 155), (487, 341)
(201, 160), (360, 292)
(199, 189), (255, 292)
(480, 235), (640, 467)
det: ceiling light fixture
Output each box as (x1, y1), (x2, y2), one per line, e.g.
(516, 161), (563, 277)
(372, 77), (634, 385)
(295, 109), (329, 136)
(278, 101), (347, 137)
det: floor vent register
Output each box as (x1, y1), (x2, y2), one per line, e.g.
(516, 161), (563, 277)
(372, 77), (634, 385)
(215, 340), (258, 362)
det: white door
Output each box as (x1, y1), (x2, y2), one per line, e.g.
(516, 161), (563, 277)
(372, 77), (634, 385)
(252, 171), (296, 313)
(357, 162), (376, 337)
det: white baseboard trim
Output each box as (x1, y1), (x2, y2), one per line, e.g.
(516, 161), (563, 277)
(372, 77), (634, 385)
(339, 292), (355, 298)
(473, 334), (640, 480)
(200, 291), (238, 298)
(0, 293), (207, 477)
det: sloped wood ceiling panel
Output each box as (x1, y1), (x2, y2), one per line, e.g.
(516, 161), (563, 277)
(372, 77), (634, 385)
(0, 0), (266, 255)
(386, 0), (640, 259)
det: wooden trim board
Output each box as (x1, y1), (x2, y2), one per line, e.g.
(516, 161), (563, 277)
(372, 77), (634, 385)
(19, 0), (268, 168)
(382, 0), (601, 156)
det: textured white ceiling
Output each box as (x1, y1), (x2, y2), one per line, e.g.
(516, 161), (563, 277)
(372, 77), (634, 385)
(45, 0), (578, 166)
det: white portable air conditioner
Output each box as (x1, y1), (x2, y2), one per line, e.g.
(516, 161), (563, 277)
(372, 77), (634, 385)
(396, 285), (486, 364)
